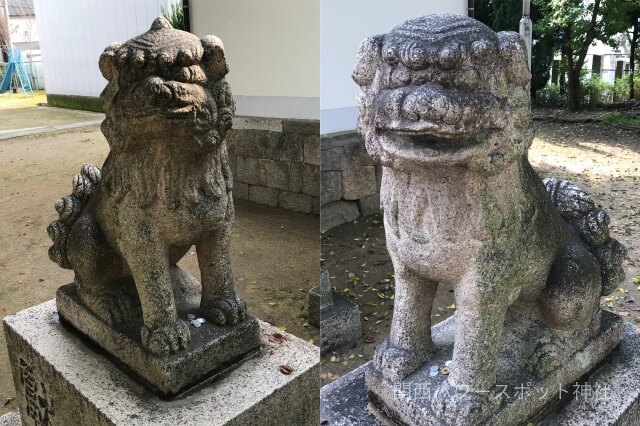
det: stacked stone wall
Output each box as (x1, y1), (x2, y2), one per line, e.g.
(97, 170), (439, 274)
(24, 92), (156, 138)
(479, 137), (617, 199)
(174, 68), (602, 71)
(321, 132), (381, 230)
(228, 117), (320, 214)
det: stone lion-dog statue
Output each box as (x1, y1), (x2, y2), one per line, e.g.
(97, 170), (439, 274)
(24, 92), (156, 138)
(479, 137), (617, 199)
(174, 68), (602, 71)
(47, 17), (244, 356)
(353, 14), (626, 424)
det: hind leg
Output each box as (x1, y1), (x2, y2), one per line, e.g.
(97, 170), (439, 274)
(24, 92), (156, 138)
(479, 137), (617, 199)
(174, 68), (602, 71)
(66, 213), (136, 324)
(534, 242), (602, 375)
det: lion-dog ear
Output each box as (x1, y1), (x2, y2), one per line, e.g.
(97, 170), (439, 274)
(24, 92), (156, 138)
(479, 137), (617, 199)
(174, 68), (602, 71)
(201, 35), (229, 80)
(496, 31), (531, 88)
(352, 35), (383, 87)
(99, 42), (122, 82)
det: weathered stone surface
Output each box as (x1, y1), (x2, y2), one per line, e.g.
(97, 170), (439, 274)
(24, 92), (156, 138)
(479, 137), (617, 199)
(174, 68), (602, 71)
(308, 268), (334, 328)
(322, 321), (640, 426)
(321, 145), (347, 171)
(312, 197), (320, 214)
(321, 201), (359, 231)
(304, 134), (320, 165)
(321, 171), (342, 205)
(358, 194), (380, 217)
(46, 17), (257, 371)
(54, 284), (260, 397)
(342, 166), (376, 200)
(282, 119), (320, 135)
(257, 159), (289, 190)
(236, 155), (260, 184)
(352, 14), (627, 425)
(289, 162), (305, 193)
(0, 412), (19, 426)
(232, 116), (283, 132)
(278, 191), (312, 213)
(233, 182), (249, 200)
(302, 164), (320, 196)
(274, 133), (304, 162)
(249, 185), (279, 206)
(227, 129), (279, 160)
(367, 311), (622, 425)
(4, 300), (320, 426)
(319, 293), (362, 355)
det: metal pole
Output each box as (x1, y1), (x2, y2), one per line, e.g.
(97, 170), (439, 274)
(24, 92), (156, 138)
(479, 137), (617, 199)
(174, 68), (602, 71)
(519, 0), (532, 71)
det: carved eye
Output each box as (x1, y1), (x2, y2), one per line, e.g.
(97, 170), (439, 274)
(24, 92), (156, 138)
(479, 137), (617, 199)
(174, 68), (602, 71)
(175, 65), (207, 84)
(383, 46), (398, 64)
(438, 43), (462, 70)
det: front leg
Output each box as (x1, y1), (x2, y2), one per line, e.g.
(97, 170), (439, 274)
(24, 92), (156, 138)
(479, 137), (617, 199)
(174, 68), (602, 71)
(197, 222), (246, 325)
(374, 255), (437, 381)
(119, 233), (190, 355)
(432, 271), (510, 424)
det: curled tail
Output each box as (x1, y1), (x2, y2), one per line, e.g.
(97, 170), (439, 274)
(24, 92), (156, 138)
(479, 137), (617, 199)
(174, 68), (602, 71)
(544, 178), (627, 296)
(47, 163), (101, 269)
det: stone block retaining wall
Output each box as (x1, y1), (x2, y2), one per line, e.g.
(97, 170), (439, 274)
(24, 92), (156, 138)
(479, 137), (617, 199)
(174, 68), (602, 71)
(321, 132), (381, 230)
(228, 117), (320, 214)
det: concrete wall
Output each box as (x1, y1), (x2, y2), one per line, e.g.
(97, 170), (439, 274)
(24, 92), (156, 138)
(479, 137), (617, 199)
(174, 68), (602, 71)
(189, 0), (319, 120)
(33, 0), (172, 97)
(320, 0), (468, 134)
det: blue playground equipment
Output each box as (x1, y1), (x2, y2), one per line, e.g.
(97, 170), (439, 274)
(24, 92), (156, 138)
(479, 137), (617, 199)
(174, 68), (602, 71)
(0, 48), (34, 98)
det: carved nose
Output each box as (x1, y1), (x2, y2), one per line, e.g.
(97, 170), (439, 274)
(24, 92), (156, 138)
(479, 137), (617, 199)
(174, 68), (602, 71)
(402, 85), (461, 124)
(145, 76), (172, 100)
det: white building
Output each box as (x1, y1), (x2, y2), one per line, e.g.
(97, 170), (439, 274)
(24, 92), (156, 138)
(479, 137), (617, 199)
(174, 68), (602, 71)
(33, 0), (318, 120)
(320, 0), (471, 134)
(189, 0), (318, 120)
(584, 36), (633, 84)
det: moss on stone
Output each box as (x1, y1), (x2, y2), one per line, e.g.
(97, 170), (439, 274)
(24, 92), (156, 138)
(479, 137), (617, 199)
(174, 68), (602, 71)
(46, 94), (104, 113)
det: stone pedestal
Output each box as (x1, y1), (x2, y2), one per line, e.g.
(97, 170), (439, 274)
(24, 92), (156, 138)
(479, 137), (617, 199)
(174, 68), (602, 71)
(4, 300), (320, 426)
(309, 268), (362, 355)
(56, 283), (261, 398)
(321, 317), (640, 426)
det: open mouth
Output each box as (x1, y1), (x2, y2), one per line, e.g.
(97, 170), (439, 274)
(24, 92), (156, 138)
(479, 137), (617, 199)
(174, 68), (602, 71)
(378, 129), (478, 154)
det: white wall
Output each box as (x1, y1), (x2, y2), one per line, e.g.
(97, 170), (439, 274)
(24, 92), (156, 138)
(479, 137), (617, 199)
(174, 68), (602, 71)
(33, 0), (172, 97)
(320, 0), (468, 134)
(190, 0), (319, 120)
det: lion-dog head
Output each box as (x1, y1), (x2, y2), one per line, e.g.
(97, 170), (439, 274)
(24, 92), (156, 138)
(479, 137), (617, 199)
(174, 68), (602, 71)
(353, 14), (532, 174)
(98, 16), (234, 152)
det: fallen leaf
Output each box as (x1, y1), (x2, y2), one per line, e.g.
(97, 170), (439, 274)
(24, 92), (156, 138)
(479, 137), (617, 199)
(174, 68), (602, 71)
(268, 332), (285, 344)
(279, 364), (293, 375)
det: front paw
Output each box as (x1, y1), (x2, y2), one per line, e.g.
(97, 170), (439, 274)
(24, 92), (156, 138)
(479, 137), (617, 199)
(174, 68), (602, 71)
(373, 338), (430, 381)
(431, 380), (500, 426)
(201, 293), (247, 326)
(141, 320), (191, 355)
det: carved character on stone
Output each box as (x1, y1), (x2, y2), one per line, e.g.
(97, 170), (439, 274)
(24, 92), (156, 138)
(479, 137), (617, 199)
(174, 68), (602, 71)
(47, 17), (244, 356)
(353, 14), (626, 424)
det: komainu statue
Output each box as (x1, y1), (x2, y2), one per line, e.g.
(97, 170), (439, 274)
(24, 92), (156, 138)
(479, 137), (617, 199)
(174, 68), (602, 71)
(47, 17), (260, 396)
(353, 14), (626, 425)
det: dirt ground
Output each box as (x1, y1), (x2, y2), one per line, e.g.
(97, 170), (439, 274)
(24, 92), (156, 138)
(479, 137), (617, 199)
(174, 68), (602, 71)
(0, 127), (319, 414)
(320, 118), (640, 386)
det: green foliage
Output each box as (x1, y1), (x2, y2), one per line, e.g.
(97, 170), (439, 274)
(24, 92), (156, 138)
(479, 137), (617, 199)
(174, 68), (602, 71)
(581, 74), (613, 107)
(611, 74), (640, 102)
(602, 112), (640, 127)
(533, 84), (566, 107)
(161, 1), (184, 31)
(533, 0), (635, 110)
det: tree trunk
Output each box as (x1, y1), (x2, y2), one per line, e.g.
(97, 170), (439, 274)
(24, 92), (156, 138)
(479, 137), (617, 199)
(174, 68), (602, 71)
(631, 22), (638, 100)
(567, 67), (581, 112)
